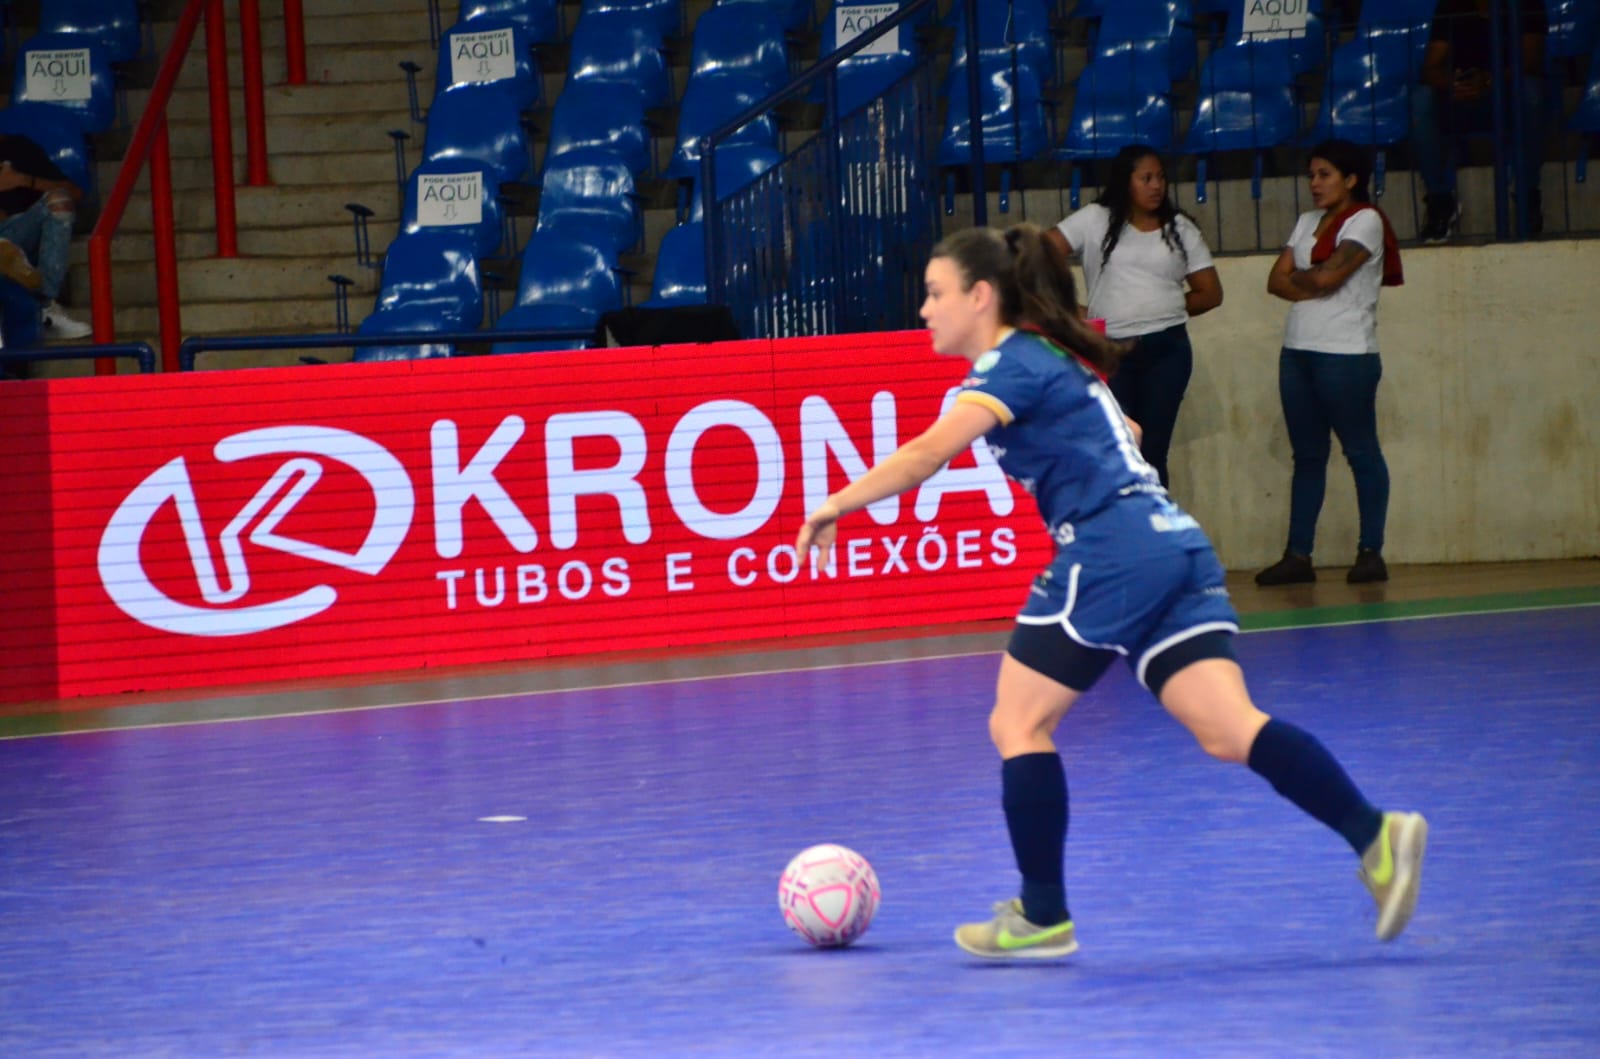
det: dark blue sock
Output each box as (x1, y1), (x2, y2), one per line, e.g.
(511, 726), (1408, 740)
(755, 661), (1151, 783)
(1002, 752), (1070, 926)
(1247, 718), (1384, 855)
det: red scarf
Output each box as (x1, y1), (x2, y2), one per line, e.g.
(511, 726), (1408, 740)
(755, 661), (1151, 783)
(1312, 203), (1404, 287)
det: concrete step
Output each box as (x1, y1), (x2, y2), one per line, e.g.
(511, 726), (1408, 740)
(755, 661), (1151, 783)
(98, 148), (401, 192)
(172, 42), (439, 88)
(158, 111), (418, 159)
(152, 11), (444, 52)
(75, 219), (403, 265)
(113, 295), (356, 337)
(117, 182), (398, 232)
(70, 253), (379, 306)
(123, 80), (421, 123)
(73, 221), (402, 264)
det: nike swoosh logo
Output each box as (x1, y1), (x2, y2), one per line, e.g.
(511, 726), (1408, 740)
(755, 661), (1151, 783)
(996, 923), (1073, 950)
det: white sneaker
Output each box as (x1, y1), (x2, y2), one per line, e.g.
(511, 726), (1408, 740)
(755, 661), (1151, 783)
(42, 300), (92, 340)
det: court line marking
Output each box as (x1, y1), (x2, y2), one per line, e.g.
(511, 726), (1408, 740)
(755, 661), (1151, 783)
(2, 596), (1596, 742)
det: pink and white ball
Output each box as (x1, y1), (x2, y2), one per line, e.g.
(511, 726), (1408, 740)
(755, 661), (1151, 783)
(777, 843), (881, 948)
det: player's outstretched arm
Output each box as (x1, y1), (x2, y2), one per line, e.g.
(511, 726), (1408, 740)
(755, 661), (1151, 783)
(796, 401), (999, 563)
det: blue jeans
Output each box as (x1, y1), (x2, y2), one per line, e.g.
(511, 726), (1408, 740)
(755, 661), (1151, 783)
(1409, 77), (1545, 198)
(1108, 323), (1193, 489)
(0, 194), (73, 300)
(1278, 348), (1389, 557)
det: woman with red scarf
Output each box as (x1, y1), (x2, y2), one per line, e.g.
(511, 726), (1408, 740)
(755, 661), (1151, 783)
(1258, 140), (1403, 587)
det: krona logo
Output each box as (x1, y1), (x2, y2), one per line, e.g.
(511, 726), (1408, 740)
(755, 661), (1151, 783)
(98, 426), (414, 638)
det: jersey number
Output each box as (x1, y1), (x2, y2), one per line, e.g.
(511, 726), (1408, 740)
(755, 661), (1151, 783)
(1087, 380), (1160, 484)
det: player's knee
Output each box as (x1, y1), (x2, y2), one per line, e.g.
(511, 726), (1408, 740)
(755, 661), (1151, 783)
(1193, 725), (1254, 764)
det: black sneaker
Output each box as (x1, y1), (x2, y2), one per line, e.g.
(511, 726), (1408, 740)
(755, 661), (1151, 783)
(1256, 551), (1316, 586)
(1419, 193), (1459, 245)
(1347, 548), (1389, 584)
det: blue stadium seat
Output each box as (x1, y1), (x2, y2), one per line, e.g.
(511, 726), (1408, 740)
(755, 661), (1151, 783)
(577, 0), (683, 39)
(544, 80), (653, 177)
(566, 10), (672, 109)
(1547, 0), (1598, 60)
(37, 0), (141, 64)
(819, 1), (920, 116)
(356, 231), (484, 361)
(1307, 33), (1415, 195)
(946, 0), (1056, 86)
(421, 82), (532, 188)
(687, 141), (783, 221)
(937, 52), (1052, 165)
(642, 221), (707, 306)
(435, 16), (542, 113)
(689, 6), (790, 96)
(1057, 52), (1174, 159)
(533, 148), (643, 257)
(1093, 0), (1198, 84)
(1570, 45), (1600, 180)
(939, 53), (1052, 213)
(1184, 45), (1301, 201)
(666, 72), (780, 180)
(716, 0), (815, 32)
(1309, 33), (1415, 146)
(491, 302), (597, 352)
(0, 278), (43, 349)
(401, 157), (507, 261)
(491, 232), (623, 351)
(11, 32), (117, 135)
(0, 101), (93, 197)
(460, 0), (562, 44)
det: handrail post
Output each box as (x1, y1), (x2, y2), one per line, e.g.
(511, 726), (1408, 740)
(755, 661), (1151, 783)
(205, 0), (239, 256)
(90, 234), (116, 373)
(152, 118), (184, 373)
(283, 0), (308, 85)
(239, 0), (271, 186)
(961, 0), (987, 227)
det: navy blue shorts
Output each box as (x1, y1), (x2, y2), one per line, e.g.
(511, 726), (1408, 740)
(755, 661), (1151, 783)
(1008, 544), (1240, 694)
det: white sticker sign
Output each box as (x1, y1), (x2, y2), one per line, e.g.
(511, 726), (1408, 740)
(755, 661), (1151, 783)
(450, 28), (516, 85)
(1241, 0), (1311, 40)
(836, 3), (901, 57)
(417, 171), (485, 227)
(26, 49), (93, 102)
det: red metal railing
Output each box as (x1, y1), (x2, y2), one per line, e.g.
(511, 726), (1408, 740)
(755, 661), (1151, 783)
(89, 0), (306, 372)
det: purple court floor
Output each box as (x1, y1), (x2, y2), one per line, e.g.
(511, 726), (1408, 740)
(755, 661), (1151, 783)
(2, 605), (1598, 1056)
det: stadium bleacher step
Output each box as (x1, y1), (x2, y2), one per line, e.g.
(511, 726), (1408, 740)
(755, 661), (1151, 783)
(97, 149), (400, 193)
(116, 183), (399, 233)
(70, 253), (379, 307)
(72, 221), (400, 265)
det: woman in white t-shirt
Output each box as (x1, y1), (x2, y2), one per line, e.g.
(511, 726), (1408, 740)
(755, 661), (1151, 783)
(1044, 145), (1223, 488)
(1257, 139), (1403, 588)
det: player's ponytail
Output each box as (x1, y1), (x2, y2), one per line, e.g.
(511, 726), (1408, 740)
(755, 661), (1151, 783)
(1003, 223), (1131, 377)
(932, 225), (1130, 377)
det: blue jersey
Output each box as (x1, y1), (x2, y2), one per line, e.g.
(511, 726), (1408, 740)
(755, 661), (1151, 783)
(954, 328), (1210, 556)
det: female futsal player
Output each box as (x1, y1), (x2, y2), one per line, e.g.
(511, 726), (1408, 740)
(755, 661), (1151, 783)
(795, 224), (1427, 959)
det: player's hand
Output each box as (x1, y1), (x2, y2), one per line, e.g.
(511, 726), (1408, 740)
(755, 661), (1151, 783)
(795, 501), (841, 569)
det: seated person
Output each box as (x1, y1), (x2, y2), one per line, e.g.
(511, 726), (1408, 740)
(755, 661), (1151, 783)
(0, 133), (91, 339)
(1409, 0), (1547, 243)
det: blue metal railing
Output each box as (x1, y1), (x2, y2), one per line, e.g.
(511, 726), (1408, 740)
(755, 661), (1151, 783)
(698, 0), (971, 339)
(2, 342), (157, 376)
(179, 328), (595, 371)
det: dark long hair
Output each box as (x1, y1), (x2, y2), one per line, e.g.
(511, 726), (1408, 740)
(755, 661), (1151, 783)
(1307, 138), (1373, 203)
(1096, 144), (1189, 266)
(931, 224), (1131, 377)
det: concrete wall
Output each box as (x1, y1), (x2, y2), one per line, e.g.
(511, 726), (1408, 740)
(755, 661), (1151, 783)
(1164, 239), (1600, 570)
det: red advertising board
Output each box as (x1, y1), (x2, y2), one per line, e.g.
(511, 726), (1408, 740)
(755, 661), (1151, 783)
(1, 331), (1053, 704)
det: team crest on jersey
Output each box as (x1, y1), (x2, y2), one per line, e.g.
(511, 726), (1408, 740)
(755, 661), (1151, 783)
(974, 350), (1001, 373)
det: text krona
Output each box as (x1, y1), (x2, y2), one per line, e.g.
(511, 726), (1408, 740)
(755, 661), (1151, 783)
(428, 391), (1016, 557)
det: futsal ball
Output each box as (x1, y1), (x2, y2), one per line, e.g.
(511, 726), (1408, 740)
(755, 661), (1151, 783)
(777, 843), (881, 948)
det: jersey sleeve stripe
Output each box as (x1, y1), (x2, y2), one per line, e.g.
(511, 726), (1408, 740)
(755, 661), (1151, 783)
(956, 390), (1014, 425)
